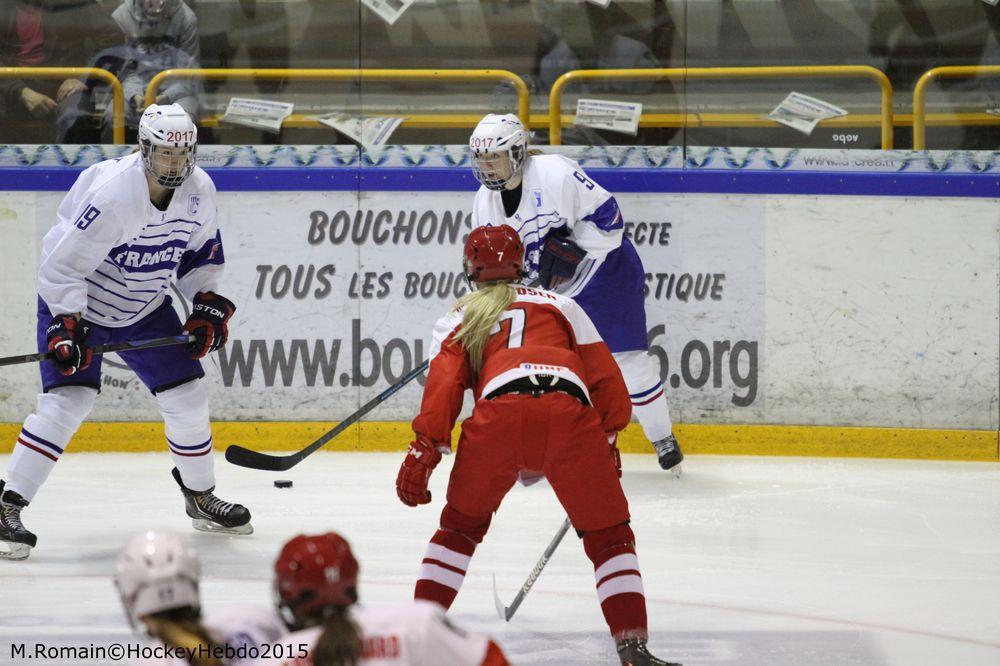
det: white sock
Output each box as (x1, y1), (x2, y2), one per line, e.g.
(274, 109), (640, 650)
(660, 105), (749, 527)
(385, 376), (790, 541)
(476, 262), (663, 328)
(157, 380), (215, 492)
(6, 387), (96, 502)
(613, 350), (674, 444)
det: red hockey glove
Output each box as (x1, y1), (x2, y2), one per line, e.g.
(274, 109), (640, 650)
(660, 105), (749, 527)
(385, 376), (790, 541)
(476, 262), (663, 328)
(396, 435), (444, 507)
(183, 292), (236, 359)
(45, 314), (92, 376)
(607, 432), (622, 478)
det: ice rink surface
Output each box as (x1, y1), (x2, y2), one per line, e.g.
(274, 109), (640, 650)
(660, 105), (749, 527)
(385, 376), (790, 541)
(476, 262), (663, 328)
(1, 452), (998, 665)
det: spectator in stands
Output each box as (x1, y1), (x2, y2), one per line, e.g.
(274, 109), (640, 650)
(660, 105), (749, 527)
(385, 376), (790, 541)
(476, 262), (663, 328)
(532, 1), (675, 145)
(534, 2), (659, 95)
(113, 0), (199, 62)
(113, 0), (201, 124)
(0, 0), (117, 143)
(187, 0), (291, 144)
(190, 0), (289, 94)
(61, 0), (203, 143)
(867, 0), (1000, 148)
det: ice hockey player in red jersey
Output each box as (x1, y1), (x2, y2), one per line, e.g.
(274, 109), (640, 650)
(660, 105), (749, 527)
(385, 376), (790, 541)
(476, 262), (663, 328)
(469, 113), (682, 474)
(395, 225), (679, 666)
(269, 531), (509, 666)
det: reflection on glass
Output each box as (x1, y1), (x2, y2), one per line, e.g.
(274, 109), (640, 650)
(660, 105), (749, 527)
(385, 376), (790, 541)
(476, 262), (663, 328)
(0, 1), (995, 149)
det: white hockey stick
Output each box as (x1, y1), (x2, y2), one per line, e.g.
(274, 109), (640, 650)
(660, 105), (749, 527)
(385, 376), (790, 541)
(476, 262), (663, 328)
(492, 516), (572, 621)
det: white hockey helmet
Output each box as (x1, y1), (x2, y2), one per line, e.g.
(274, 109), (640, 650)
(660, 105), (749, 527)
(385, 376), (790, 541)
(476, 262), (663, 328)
(138, 103), (197, 189)
(114, 530), (201, 631)
(469, 113), (528, 191)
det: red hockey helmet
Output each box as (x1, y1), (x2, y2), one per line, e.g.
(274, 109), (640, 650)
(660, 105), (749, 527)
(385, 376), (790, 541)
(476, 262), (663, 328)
(274, 532), (359, 628)
(463, 225), (526, 284)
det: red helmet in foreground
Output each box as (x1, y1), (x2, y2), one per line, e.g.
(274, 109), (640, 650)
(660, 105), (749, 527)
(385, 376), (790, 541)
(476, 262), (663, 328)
(274, 532), (359, 627)
(463, 225), (526, 284)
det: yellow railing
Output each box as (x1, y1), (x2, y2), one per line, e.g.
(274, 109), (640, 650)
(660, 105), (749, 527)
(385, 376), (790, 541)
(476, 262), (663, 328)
(913, 65), (1000, 150)
(0, 67), (125, 144)
(146, 68), (531, 130)
(549, 66), (894, 148)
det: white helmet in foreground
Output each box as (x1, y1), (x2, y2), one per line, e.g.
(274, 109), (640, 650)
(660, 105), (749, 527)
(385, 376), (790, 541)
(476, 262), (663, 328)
(114, 529), (200, 631)
(469, 113), (528, 191)
(138, 103), (197, 189)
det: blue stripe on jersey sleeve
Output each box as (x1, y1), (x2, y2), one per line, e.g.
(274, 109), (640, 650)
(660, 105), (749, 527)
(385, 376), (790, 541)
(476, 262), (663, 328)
(177, 230), (225, 280)
(582, 197), (623, 232)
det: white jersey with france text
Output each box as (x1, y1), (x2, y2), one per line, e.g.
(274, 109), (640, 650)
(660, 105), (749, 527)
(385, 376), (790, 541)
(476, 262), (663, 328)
(471, 153), (624, 298)
(38, 152), (224, 328)
(265, 600), (492, 666)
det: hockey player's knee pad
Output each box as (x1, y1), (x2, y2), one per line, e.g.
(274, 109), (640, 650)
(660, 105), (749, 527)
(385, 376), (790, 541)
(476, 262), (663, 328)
(156, 379), (210, 432)
(38, 386), (97, 433)
(582, 522), (636, 563)
(440, 504), (492, 544)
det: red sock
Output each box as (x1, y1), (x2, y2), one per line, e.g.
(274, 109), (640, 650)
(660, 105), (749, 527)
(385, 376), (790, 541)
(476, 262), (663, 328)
(584, 524), (648, 641)
(414, 529), (477, 610)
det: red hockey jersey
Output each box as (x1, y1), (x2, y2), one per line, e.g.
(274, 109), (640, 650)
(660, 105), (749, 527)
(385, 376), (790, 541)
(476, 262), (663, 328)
(412, 286), (631, 444)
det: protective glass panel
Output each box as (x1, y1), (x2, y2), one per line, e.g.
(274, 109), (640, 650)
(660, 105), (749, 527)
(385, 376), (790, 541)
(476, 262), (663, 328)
(0, 3), (997, 148)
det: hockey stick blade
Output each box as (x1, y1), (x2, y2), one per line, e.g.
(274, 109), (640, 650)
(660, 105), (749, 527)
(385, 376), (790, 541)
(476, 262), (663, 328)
(225, 360), (430, 471)
(225, 444), (297, 472)
(0, 335), (193, 367)
(491, 574), (510, 621)
(492, 517), (572, 622)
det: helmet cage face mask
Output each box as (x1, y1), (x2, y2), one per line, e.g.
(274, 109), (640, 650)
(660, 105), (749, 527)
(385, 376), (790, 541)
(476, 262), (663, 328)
(469, 114), (528, 191)
(138, 104), (197, 189)
(471, 145), (525, 191)
(141, 143), (196, 189)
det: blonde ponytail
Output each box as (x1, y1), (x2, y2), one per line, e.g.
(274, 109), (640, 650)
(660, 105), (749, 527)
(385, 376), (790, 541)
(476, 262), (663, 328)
(144, 611), (222, 666)
(451, 282), (516, 373)
(314, 611), (362, 666)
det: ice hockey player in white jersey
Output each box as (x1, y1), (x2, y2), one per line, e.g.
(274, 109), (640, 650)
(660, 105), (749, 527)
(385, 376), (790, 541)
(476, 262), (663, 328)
(468, 113), (682, 473)
(267, 531), (510, 666)
(0, 104), (250, 561)
(115, 529), (287, 666)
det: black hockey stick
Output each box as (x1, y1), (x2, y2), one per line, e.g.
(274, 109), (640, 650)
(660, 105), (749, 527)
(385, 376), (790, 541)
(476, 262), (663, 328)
(492, 516), (572, 621)
(0, 334), (194, 367)
(225, 359), (430, 471)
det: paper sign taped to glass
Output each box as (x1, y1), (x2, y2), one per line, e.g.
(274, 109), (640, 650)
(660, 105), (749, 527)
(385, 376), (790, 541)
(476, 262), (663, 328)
(220, 98), (294, 134)
(317, 114), (407, 147)
(362, 0), (416, 25)
(574, 99), (643, 136)
(767, 92), (848, 135)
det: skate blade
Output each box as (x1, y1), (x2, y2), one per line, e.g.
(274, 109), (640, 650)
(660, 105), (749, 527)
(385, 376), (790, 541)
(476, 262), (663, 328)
(192, 518), (254, 535)
(671, 464), (683, 479)
(0, 541), (31, 561)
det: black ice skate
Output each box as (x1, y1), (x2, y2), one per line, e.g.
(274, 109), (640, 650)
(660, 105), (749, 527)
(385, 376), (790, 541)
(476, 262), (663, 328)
(0, 480), (37, 561)
(171, 468), (253, 535)
(616, 638), (681, 666)
(653, 434), (683, 477)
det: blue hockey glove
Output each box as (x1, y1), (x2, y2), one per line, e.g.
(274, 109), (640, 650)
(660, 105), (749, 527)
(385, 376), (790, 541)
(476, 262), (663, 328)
(539, 229), (586, 290)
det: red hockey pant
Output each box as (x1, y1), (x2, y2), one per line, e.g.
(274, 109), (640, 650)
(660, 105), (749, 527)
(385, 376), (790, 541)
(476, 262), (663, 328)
(447, 391), (629, 532)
